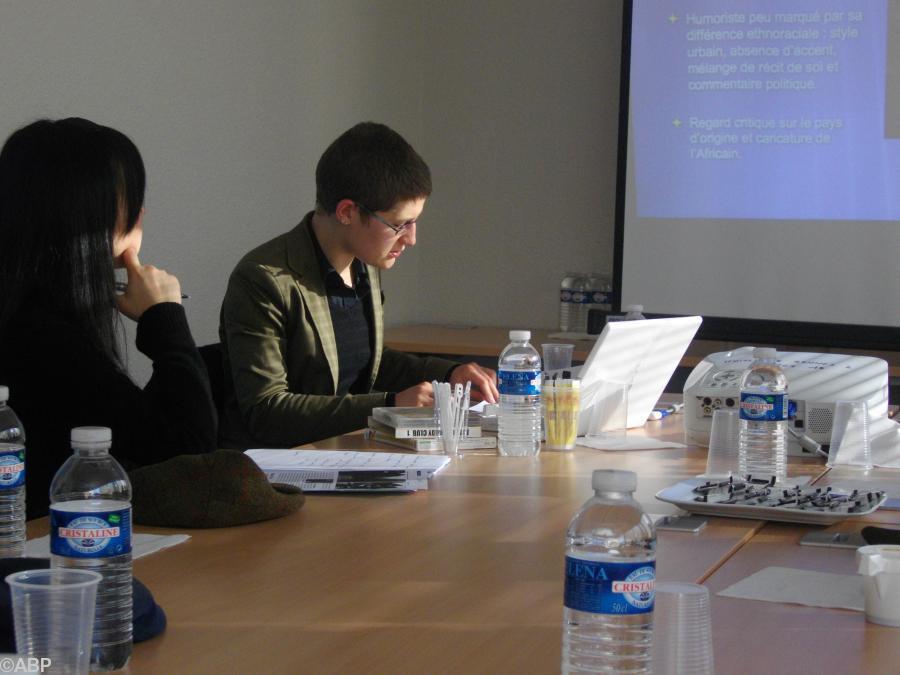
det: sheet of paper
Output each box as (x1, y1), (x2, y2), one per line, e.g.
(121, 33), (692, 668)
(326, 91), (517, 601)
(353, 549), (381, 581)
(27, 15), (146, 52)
(717, 566), (864, 611)
(246, 449), (450, 473)
(577, 436), (686, 451)
(25, 533), (191, 560)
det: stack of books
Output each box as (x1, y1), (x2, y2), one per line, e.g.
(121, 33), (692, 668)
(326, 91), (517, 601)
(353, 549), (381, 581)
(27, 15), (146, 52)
(368, 406), (497, 452)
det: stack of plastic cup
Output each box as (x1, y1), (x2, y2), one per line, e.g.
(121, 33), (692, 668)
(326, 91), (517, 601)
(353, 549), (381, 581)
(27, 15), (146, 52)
(541, 343), (574, 377)
(6, 568), (102, 675)
(650, 581), (715, 675)
(828, 400), (873, 470)
(703, 409), (740, 478)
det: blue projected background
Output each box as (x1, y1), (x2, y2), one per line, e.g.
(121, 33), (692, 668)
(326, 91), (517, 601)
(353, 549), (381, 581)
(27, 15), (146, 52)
(620, 0), (900, 328)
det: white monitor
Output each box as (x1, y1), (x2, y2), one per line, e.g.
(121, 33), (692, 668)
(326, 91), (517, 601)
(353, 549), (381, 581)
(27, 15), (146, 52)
(574, 316), (702, 434)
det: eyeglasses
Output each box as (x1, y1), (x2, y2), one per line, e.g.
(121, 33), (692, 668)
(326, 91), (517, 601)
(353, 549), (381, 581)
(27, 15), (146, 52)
(356, 203), (416, 235)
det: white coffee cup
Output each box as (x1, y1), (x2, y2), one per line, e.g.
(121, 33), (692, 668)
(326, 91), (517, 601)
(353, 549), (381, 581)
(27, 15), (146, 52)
(857, 544), (900, 626)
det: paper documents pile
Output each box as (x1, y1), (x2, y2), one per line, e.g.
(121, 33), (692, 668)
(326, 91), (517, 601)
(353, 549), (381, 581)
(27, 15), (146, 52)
(246, 449), (451, 492)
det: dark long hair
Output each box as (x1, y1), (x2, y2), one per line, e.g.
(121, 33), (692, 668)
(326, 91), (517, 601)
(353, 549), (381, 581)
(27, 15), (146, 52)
(0, 118), (145, 363)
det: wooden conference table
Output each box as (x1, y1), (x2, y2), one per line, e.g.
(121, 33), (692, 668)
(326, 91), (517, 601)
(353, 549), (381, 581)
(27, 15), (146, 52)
(25, 414), (892, 674)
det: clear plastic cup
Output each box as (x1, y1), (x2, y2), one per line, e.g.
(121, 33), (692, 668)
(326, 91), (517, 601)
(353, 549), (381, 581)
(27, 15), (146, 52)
(651, 581), (714, 675)
(704, 409), (740, 478)
(541, 343), (574, 375)
(828, 400), (873, 470)
(6, 568), (102, 675)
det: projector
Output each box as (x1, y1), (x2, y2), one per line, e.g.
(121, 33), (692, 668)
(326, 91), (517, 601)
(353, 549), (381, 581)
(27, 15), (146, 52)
(683, 346), (890, 451)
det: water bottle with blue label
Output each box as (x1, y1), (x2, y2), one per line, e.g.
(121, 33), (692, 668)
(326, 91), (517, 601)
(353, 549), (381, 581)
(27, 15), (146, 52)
(0, 386), (25, 556)
(498, 330), (542, 456)
(50, 426), (132, 671)
(562, 469), (656, 674)
(738, 347), (788, 484)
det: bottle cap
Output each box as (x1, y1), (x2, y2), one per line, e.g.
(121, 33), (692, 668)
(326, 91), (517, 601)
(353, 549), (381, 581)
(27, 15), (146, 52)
(625, 304), (644, 313)
(0, 386), (7, 403)
(592, 469), (637, 493)
(71, 426), (112, 448)
(509, 330), (531, 341)
(753, 347), (777, 359)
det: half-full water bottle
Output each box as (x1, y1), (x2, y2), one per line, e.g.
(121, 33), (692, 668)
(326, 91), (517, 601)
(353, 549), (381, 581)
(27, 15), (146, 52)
(0, 386), (25, 557)
(498, 330), (542, 456)
(562, 469), (656, 674)
(738, 347), (788, 484)
(50, 427), (132, 671)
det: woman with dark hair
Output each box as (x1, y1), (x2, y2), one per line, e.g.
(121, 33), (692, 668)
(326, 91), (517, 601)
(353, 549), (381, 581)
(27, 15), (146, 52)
(0, 117), (217, 518)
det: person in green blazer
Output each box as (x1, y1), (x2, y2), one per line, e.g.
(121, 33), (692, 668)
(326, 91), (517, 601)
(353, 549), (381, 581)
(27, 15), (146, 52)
(219, 122), (497, 448)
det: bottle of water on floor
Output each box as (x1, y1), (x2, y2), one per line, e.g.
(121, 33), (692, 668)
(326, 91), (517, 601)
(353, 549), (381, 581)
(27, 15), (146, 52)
(0, 386), (25, 557)
(738, 347), (788, 484)
(50, 427), (132, 670)
(562, 469), (656, 674)
(498, 330), (542, 456)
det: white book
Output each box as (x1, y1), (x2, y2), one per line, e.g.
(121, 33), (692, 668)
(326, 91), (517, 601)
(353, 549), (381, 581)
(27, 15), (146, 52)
(367, 416), (482, 439)
(371, 406), (483, 434)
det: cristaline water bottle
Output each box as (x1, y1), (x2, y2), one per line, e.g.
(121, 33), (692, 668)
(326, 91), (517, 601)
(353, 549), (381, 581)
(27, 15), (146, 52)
(0, 385), (25, 557)
(562, 469), (656, 674)
(498, 330), (542, 456)
(738, 347), (788, 484)
(50, 426), (132, 670)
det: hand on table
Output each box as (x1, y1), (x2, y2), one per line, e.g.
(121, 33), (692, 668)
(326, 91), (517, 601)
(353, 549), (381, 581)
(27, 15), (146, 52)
(395, 381), (434, 407)
(449, 362), (498, 403)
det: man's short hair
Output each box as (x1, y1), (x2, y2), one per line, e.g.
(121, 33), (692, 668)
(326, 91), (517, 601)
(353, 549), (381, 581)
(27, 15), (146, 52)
(315, 122), (432, 214)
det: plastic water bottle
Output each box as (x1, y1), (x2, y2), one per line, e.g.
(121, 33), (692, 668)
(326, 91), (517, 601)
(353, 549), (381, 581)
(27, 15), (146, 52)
(623, 304), (646, 320)
(566, 273), (591, 334)
(0, 386), (25, 557)
(560, 272), (578, 332)
(587, 272), (613, 316)
(498, 330), (542, 456)
(738, 347), (788, 484)
(562, 469), (656, 674)
(50, 427), (132, 671)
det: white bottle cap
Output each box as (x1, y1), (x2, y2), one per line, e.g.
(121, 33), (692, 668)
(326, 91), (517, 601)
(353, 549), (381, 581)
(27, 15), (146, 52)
(0, 386), (7, 403)
(509, 330), (531, 341)
(753, 347), (777, 359)
(592, 469), (637, 493)
(71, 426), (112, 448)
(625, 304), (644, 313)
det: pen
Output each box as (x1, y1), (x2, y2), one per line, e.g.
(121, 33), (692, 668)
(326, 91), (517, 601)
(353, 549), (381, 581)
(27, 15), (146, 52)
(647, 403), (684, 421)
(115, 281), (190, 300)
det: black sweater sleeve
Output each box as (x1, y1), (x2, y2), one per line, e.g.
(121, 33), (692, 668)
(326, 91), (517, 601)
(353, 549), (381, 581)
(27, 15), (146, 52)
(124, 302), (218, 460)
(0, 303), (217, 519)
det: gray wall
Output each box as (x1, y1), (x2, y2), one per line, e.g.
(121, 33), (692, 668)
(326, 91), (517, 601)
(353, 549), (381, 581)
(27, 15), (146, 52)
(0, 0), (622, 381)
